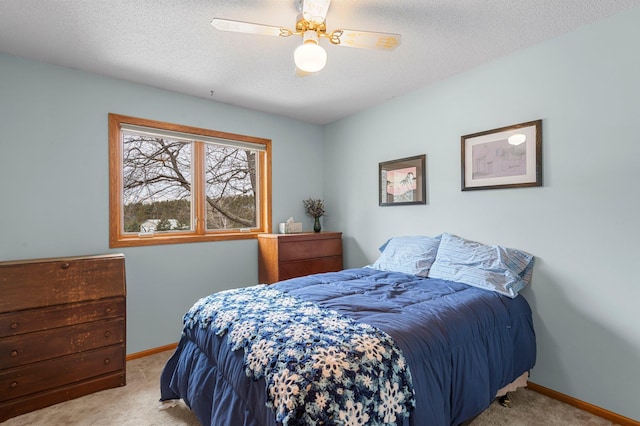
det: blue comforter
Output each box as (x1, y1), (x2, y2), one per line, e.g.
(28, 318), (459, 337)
(160, 268), (536, 426)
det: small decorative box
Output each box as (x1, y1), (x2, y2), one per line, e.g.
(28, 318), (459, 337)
(278, 222), (302, 234)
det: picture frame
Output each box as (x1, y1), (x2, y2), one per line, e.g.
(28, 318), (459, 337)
(379, 154), (426, 206)
(461, 119), (542, 191)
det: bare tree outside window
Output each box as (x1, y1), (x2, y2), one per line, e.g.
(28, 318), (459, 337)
(122, 136), (192, 233)
(205, 145), (257, 230)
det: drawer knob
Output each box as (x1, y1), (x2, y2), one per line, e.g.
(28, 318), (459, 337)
(104, 307), (112, 313)
(10, 381), (18, 389)
(10, 322), (19, 330)
(10, 350), (18, 357)
(104, 331), (111, 338)
(61, 262), (70, 269)
(104, 358), (111, 365)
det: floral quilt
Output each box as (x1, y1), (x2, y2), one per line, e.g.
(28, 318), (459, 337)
(183, 284), (415, 425)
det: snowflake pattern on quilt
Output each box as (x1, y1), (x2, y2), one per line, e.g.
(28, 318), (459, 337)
(183, 285), (415, 426)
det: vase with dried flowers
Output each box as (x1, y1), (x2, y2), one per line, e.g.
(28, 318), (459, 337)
(303, 198), (325, 232)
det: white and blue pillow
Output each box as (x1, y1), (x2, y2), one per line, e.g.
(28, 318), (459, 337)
(428, 233), (534, 298)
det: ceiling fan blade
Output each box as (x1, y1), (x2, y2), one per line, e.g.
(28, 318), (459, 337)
(211, 18), (287, 37)
(330, 29), (401, 50)
(303, 0), (332, 24)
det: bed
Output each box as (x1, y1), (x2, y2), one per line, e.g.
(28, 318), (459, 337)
(160, 233), (536, 425)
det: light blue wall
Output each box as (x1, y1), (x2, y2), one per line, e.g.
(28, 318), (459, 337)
(0, 52), (324, 354)
(324, 8), (640, 421)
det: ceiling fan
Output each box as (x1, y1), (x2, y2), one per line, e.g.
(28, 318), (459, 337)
(211, 0), (401, 74)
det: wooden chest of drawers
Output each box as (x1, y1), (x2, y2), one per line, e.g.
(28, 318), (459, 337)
(0, 254), (126, 422)
(257, 232), (343, 284)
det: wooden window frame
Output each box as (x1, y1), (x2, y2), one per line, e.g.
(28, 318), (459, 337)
(108, 113), (272, 248)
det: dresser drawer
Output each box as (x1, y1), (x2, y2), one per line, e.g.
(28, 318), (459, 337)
(1, 318), (125, 369)
(278, 238), (342, 262)
(0, 255), (126, 312)
(0, 344), (124, 401)
(0, 297), (125, 338)
(279, 257), (343, 280)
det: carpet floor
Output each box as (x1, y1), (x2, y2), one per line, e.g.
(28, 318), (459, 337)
(2, 350), (617, 425)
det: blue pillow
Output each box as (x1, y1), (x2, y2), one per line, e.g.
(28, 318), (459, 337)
(428, 233), (534, 298)
(370, 235), (441, 277)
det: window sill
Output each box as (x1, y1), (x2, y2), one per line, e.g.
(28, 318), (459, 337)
(109, 231), (265, 248)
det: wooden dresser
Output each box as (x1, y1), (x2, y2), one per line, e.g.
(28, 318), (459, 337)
(0, 254), (126, 422)
(258, 232), (343, 284)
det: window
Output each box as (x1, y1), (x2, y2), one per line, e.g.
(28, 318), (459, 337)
(109, 114), (271, 247)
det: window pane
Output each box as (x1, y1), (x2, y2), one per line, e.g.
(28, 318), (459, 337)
(122, 134), (193, 234)
(204, 145), (258, 230)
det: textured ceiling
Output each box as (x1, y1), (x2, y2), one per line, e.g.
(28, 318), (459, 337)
(1, 0), (639, 124)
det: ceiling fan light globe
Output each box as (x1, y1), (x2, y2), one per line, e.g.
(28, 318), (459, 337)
(294, 42), (327, 73)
